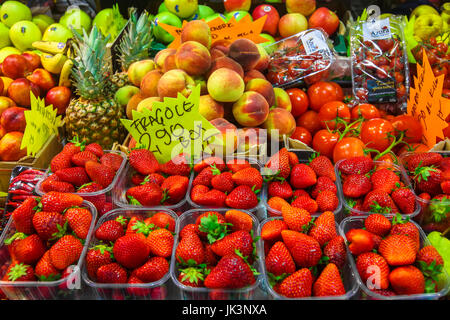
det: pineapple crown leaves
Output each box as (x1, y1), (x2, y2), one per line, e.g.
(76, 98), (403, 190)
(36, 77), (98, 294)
(7, 263), (30, 282)
(131, 220), (155, 237)
(198, 215), (232, 244)
(4, 232), (27, 245)
(429, 198), (450, 223)
(234, 249), (260, 277)
(413, 165), (438, 183)
(267, 272), (289, 287)
(37, 273), (62, 282)
(128, 195), (142, 206)
(49, 221), (69, 242)
(179, 266), (207, 284)
(417, 260), (443, 281)
(369, 201), (392, 214)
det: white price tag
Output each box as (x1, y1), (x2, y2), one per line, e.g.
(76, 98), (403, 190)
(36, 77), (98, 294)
(362, 18), (392, 41)
(301, 30), (331, 56)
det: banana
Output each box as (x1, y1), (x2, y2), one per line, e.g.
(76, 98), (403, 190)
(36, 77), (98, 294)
(41, 53), (68, 74)
(32, 41), (67, 55)
(59, 58), (73, 87)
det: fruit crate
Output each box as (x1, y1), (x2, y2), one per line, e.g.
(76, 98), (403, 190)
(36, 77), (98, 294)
(258, 216), (359, 300)
(170, 208), (264, 300)
(82, 208), (179, 300)
(335, 160), (421, 218)
(339, 216), (450, 300)
(34, 150), (127, 218)
(0, 201), (97, 300)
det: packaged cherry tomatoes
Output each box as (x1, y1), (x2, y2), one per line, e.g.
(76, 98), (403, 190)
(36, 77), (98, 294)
(350, 15), (410, 113)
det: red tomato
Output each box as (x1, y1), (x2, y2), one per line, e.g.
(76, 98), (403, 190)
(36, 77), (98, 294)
(432, 65), (447, 78)
(397, 143), (429, 157)
(333, 137), (366, 163)
(390, 114), (423, 143)
(312, 129), (339, 158)
(296, 110), (321, 136)
(351, 104), (381, 120)
(376, 153), (397, 170)
(318, 101), (351, 130)
(396, 83), (407, 99)
(290, 126), (312, 146)
(286, 88), (309, 117)
(360, 118), (395, 152)
(307, 81), (344, 111)
(443, 123), (450, 139)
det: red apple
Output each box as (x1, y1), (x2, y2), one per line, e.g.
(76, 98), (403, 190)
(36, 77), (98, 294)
(45, 86), (72, 115)
(0, 106), (27, 133)
(252, 5), (280, 36)
(2, 54), (31, 80)
(8, 78), (41, 107)
(0, 77), (3, 95)
(27, 68), (56, 92)
(308, 7), (340, 36)
(22, 52), (41, 71)
(224, 0), (251, 12)
(0, 63), (3, 76)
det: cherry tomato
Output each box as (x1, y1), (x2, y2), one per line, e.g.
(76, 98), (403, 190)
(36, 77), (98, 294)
(377, 39), (394, 51)
(351, 104), (381, 120)
(267, 70), (288, 85)
(390, 114), (423, 143)
(360, 118), (395, 152)
(290, 126), (312, 146)
(374, 56), (389, 66)
(398, 143), (430, 157)
(307, 81), (344, 111)
(394, 71), (405, 83)
(375, 65), (391, 79)
(432, 65), (447, 78)
(443, 88), (450, 98)
(286, 88), (309, 117)
(376, 153), (398, 170)
(426, 50), (439, 65)
(333, 137), (366, 163)
(312, 129), (339, 159)
(444, 78), (450, 90)
(296, 110), (321, 136)
(429, 38), (437, 46)
(356, 88), (368, 100)
(390, 58), (404, 71)
(396, 83), (407, 99)
(318, 101), (351, 130)
(436, 43), (448, 57)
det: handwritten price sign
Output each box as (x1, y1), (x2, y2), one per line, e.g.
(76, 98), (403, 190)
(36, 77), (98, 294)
(120, 85), (223, 163)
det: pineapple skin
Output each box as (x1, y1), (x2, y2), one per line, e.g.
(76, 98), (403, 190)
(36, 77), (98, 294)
(110, 70), (131, 91)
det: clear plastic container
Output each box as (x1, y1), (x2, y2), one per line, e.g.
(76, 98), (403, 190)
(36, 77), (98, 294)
(82, 208), (179, 300)
(339, 216), (450, 300)
(170, 208), (263, 300)
(112, 162), (192, 216)
(0, 201), (97, 300)
(335, 160), (420, 218)
(34, 150), (128, 217)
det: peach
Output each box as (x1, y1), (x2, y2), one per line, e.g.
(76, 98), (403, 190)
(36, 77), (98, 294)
(262, 107), (296, 140)
(1, 77), (13, 95)
(278, 13), (308, 38)
(0, 106), (26, 132)
(45, 86), (72, 115)
(244, 70), (266, 84)
(175, 41), (211, 76)
(126, 92), (145, 119)
(236, 127), (267, 153)
(0, 131), (26, 161)
(210, 117), (238, 156)
(199, 95), (224, 121)
(210, 48), (226, 60)
(26, 68), (56, 92)
(232, 91), (269, 127)
(207, 68), (245, 102)
(0, 96), (16, 116)
(8, 78), (40, 107)
(181, 20), (212, 49)
(286, 0), (316, 16)
(157, 69), (195, 98)
(193, 76), (208, 95)
(140, 70), (163, 98)
(136, 97), (162, 113)
(245, 78), (275, 106)
(163, 53), (177, 73)
(0, 77), (3, 95)
(22, 52), (41, 71)
(0, 126), (5, 140)
(154, 48), (177, 69)
(127, 59), (156, 87)
(228, 39), (260, 71)
(211, 40), (231, 55)
(253, 44), (270, 72)
(273, 88), (292, 112)
(207, 56), (244, 79)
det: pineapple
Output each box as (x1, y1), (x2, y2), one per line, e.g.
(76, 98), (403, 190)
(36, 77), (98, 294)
(65, 25), (126, 149)
(110, 8), (153, 90)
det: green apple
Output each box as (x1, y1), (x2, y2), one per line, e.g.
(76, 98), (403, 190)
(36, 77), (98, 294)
(410, 5), (439, 20)
(9, 21), (42, 52)
(60, 8), (92, 34)
(225, 10), (252, 22)
(204, 13), (227, 23)
(414, 14), (443, 40)
(442, 4), (450, 32)
(42, 23), (73, 42)
(0, 46), (21, 63)
(0, 1), (32, 27)
(189, 5), (215, 20)
(0, 22), (11, 49)
(93, 8), (113, 36)
(164, 0), (198, 19)
(153, 11), (182, 44)
(115, 85), (140, 107)
(32, 14), (55, 34)
(158, 2), (168, 13)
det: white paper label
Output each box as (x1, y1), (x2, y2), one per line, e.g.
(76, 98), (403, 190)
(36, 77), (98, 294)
(301, 30), (331, 57)
(362, 18), (392, 41)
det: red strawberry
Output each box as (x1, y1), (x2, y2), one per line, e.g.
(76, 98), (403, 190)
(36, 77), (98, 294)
(309, 154), (336, 181)
(151, 212), (175, 232)
(32, 211), (66, 240)
(161, 175), (189, 204)
(134, 257), (169, 282)
(176, 232), (205, 265)
(345, 229), (375, 255)
(127, 275), (153, 296)
(364, 214), (392, 236)
(278, 268), (312, 298)
(316, 190), (339, 212)
(204, 244), (218, 266)
(345, 198), (364, 216)
(62, 139), (84, 155)
(371, 168), (400, 194)
(160, 153), (191, 176)
(371, 289), (397, 297)
(265, 148), (291, 179)
(14, 234), (46, 264)
(95, 219), (125, 242)
(390, 215), (420, 251)
(147, 228), (174, 258)
(281, 205), (311, 232)
(379, 234), (417, 266)
(85, 160), (116, 188)
(225, 185), (258, 209)
(265, 241), (296, 276)
(126, 182), (163, 206)
(179, 224), (199, 238)
(441, 181), (450, 194)
(100, 153), (123, 171)
(64, 207), (92, 239)
(71, 151), (98, 167)
(11, 197), (37, 234)
(308, 211), (337, 246)
(55, 167), (90, 187)
(4, 232), (26, 261)
(204, 254), (256, 289)
(290, 164), (317, 189)
(96, 263), (127, 283)
(281, 230), (322, 267)
(129, 148), (160, 175)
(194, 157), (226, 173)
(407, 153), (443, 172)
(227, 159), (251, 173)
(86, 245), (113, 279)
(211, 230), (253, 258)
(41, 175), (75, 193)
(178, 267), (206, 287)
(391, 187), (416, 214)
(125, 216), (141, 234)
(293, 189), (310, 199)
(311, 176), (337, 199)
(77, 182), (107, 211)
(268, 181), (293, 199)
(50, 152), (73, 173)
(313, 263), (345, 297)
(338, 156), (374, 175)
(131, 173), (145, 186)
(389, 265), (425, 295)
(323, 236), (346, 269)
(440, 157), (450, 171)
(35, 251), (61, 281)
(3, 262), (36, 282)
(356, 252), (390, 290)
(232, 167), (263, 190)
(288, 152), (299, 166)
(113, 233), (151, 269)
(190, 184), (211, 203)
(98, 202), (113, 217)
(343, 174), (372, 198)
(417, 245), (444, 266)
(291, 196), (318, 214)
(196, 188), (227, 207)
(193, 166), (215, 187)
(261, 219), (288, 242)
(85, 143), (103, 157)
(267, 196), (290, 212)
(224, 209), (253, 232)
(414, 166), (442, 196)
(49, 235), (83, 270)
(196, 211), (227, 240)
(362, 190), (398, 214)
(211, 172), (234, 193)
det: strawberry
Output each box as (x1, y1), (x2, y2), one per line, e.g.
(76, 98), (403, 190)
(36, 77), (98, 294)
(3, 263), (36, 282)
(389, 265), (425, 295)
(370, 168), (400, 194)
(11, 197), (37, 234)
(77, 182), (107, 211)
(160, 153), (191, 176)
(4, 232), (26, 261)
(196, 188), (227, 207)
(71, 151), (98, 167)
(371, 289), (396, 297)
(343, 174), (372, 198)
(85, 143), (103, 157)
(35, 251), (61, 281)
(54, 167), (90, 187)
(41, 175), (75, 193)
(145, 173), (166, 186)
(134, 257), (169, 282)
(161, 175), (189, 204)
(292, 189), (310, 198)
(64, 207), (92, 239)
(338, 156), (374, 175)
(290, 164), (317, 189)
(440, 157), (450, 171)
(211, 172), (234, 193)
(98, 202), (113, 217)
(281, 230), (322, 267)
(176, 232), (205, 265)
(85, 160), (116, 188)
(190, 185), (209, 203)
(267, 196), (290, 212)
(194, 157), (226, 173)
(309, 154), (336, 181)
(204, 253), (256, 289)
(178, 267), (206, 287)
(126, 183), (163, 206)
(311, 176), (337, 199)
(211, 230), (253, 258)
(313, 263), (345, 297)
(180, 224), (199, 238)
(128, 148), (160, 175)
(278, 268), (313, 298)
(131, 173), (146, 185)
(14, 234), (46, 264)
(196, 211), (226, 228)
(379, 234), (417, 266)
(414, 166), (442, 196)
(316, 191), (339, 212)
(151, 212), (175, 232)
(204, 244), (218, 266)
(288, 152), (299, 166)
(224, 210), (253, 232)
(32, 211), (66, 241)
(390, 214), (420, 251)
(364, 214), (392, 236)
(232, 167), (263, 190)
(407, 153), (443, 172)
(86, 245), (113, 279)
(308, 211), (337, 246)
(147, 228), (174, 258)
(356, 252), (390, 290)
(50, 152), (73, 173)
(323, 236), (346, 269)
(125, 217), (141, 234)
(193, 167), (215, 187)
(49, 235), (83, 270)
(96, 263), (127, 284)
(268, 181), (293, 199)
(100, 153), (123, 171)
(265, 148), (291, 179)
(362, 190), (398, 214)
(227, 159), (251, 173)
(441, 180), (450, 194)
(417, 245), (444, 267)
(265, 241), (296, 276)
(261, 219), (288, 242)
(345, 229), (375, 255)
(372, 233), (383, 250)
(41, 192), (83, 213)
(345, 198), (364, 216)
(127, 275), (153, 296)
(225, 185), (258, 209)
(281, 205), (311, 232)
(291, 196), (318, 214)
(62, 138), (85, 155)
(391, 187), (416, 214)
(113, 233), (150, 269)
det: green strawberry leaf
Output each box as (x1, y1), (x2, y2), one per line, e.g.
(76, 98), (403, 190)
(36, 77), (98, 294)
(4, 232), (27, 245)
(198, 215), (232, 244)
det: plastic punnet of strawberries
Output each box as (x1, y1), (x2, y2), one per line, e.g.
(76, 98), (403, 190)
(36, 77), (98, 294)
(344, 213), (448, 297)
(85, 211), (176, 299)
(174, 210), (260, 299)
(337, 156), (417, 216)
(264, 149), (339, 217)
(0, 192), (94, 297)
